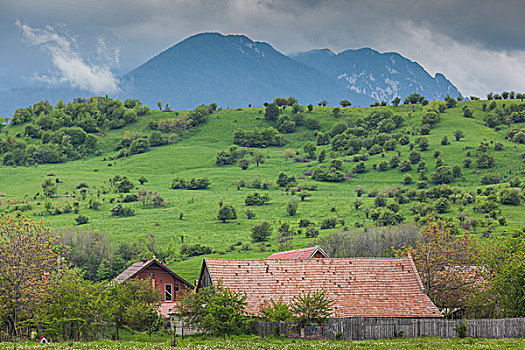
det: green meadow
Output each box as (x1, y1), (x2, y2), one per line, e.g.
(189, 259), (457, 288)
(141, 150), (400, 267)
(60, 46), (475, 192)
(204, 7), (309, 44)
(1, 99), (525, 281)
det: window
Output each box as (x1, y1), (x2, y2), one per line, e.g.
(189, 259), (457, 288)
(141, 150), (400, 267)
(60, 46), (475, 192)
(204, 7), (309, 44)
(165, 284), (173, 302)
(174, 284), (180, 292)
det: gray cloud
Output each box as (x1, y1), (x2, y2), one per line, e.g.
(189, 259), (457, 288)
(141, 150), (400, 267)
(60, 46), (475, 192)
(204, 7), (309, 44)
(15, 20), (119, 94)
(2, 0), (525, 97)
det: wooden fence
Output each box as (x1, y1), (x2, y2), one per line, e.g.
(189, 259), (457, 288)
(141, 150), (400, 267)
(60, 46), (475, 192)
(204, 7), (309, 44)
(254, 317), (525, 340)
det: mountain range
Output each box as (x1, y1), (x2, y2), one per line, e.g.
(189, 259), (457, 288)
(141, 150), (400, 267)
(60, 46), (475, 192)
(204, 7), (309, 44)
(0, 32), (460, 115)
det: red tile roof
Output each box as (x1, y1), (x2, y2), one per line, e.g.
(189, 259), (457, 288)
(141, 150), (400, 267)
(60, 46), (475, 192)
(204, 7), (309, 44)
(201, 257), (442, 318)
(113, 259), (193, 288)
(267, 246), (327, 259)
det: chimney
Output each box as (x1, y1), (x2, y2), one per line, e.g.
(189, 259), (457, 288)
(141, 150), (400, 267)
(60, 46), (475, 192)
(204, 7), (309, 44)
(161, 259), (166, 266)
(142, 256), (148, 263)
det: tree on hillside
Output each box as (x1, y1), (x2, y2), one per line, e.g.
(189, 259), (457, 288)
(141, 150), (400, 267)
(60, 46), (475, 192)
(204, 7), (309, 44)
(404, 93), (425, 104)
(283, 148), (296, 166)
(273, 97), (288, 107)
(264, 103), (280, 121)
(251, 220), (272, 242)
(0, 214), (62, 337)
(454, 130), (465, 141)
(217, 203), (237, 223)
(157, 101), (162, 110)
(339, 99), (351, 107)
(332, 107), (341, 117)
(42, 178), (58, 197)
(287, 96), (298, 106)
(253, 151), (265, 167)
(391, 97), (401, 106)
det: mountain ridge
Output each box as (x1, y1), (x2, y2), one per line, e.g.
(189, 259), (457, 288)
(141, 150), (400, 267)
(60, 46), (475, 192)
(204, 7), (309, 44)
(0, 32), (460, 115)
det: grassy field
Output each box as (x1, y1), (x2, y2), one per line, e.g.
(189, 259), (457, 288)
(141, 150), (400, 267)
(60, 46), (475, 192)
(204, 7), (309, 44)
(1, 335), (524, 349)
(1, 99), (525, 281)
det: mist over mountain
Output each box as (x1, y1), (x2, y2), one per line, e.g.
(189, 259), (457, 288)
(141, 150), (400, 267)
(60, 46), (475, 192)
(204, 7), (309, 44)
(0, 32), (460, 115)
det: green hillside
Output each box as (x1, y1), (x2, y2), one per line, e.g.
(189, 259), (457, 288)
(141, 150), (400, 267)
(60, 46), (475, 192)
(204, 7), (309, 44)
(1, 97), (525, 282)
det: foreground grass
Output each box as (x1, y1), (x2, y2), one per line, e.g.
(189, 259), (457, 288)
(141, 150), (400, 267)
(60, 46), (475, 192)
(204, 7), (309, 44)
(1, 335), (524, 349)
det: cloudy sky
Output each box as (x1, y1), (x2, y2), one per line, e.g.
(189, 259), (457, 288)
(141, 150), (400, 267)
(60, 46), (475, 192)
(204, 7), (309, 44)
(1, 0), (524, 96)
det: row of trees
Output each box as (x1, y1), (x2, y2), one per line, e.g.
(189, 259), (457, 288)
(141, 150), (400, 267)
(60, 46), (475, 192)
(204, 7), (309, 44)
(176, 283), (333, 337)
(0, 214), (160, 340)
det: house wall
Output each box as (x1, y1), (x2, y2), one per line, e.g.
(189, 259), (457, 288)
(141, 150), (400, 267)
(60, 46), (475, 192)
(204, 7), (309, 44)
(135, 265), (190, 302)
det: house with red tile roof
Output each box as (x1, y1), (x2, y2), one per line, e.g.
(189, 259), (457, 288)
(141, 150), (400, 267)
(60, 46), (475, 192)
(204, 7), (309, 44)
(113, 258), (193, 317)
(197, 256), (442, 318)
(267, 246), (327, 259)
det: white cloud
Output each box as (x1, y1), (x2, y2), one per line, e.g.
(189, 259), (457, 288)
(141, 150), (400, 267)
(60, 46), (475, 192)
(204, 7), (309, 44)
(16, 20), (119, 94)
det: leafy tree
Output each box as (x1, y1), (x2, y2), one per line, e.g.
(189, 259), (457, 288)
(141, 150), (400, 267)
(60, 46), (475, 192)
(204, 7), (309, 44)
(430, 166), (454, 184)
(500, 188), (521, 205)
(115, 177), (134, 193)
(454, 130), (464, 141)
(404, 93), (425, 104)
(290, 290), (333, 328)
(41, 270), (106, 341)
(307, 104), (314, 112)
(291, 103), (304, 114)
(303, 142), (316, 159)
(107, 278), (160, 340)
(177, 282), (247, 337)
(129, 138), (150, 155)
(42, 178), (58, 197)
(251, 220), (272, 242)
(138, 176), (148, 185)
(287, 198), (298, 216)
(258, 298), (292, 321)
(245, 192), (270, 206)
(374, 208), (405, 226)
(416, 137), (429, 151)
(0, 214), (62, 337)
(157, 101), (162, 110)
(253, 151), (265, 167)
(463, 106), (474, 118)
(409, 151), (422, 164)
(75, 215), (89, 225)
(218, 203), (237, 223)
(391, 97), (401, 106)
(332, 107), (341, 117)
(355, 186), (366, 197)
(283, 148), (296, 166)
(238, 158), (250, 170)
(264, 103), (280, 121)
(445, 96), (457, 108)
(276, 223), (293, 251)
(398, 160), (412, 172)
(339, 99), (351, 107)
(395, 219), (479, 309)
(403, 174), (413, 185)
